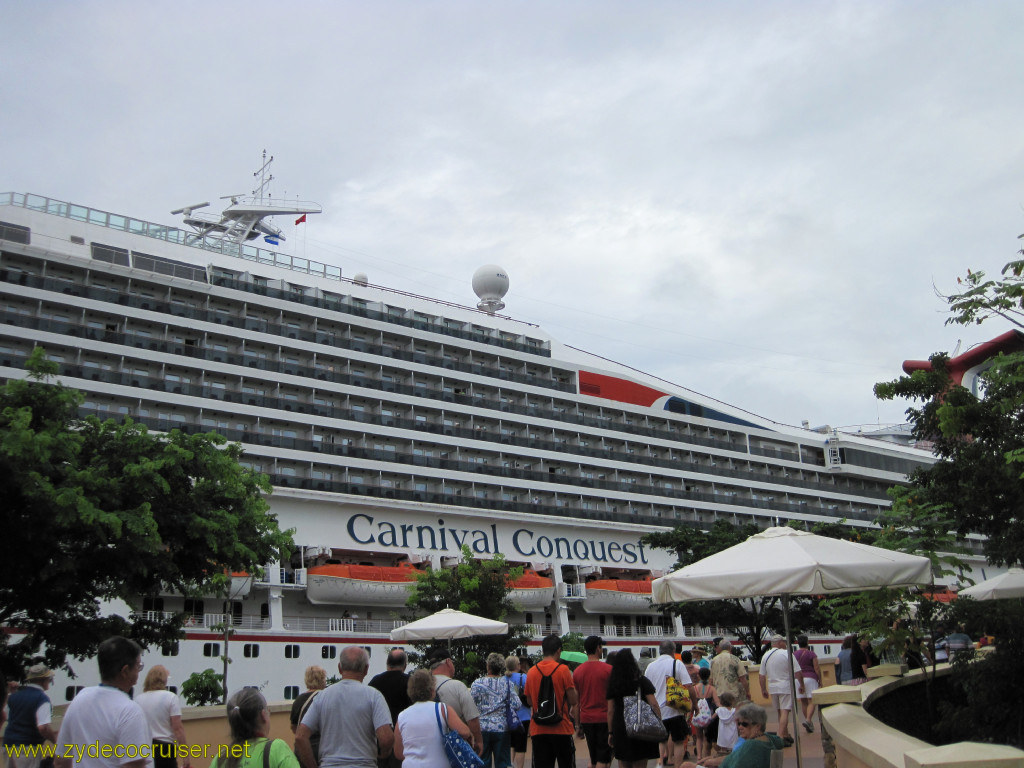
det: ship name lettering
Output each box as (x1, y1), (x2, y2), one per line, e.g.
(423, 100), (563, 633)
(347, 513), (499, 553)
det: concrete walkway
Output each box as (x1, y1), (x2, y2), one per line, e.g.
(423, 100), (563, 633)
(551, 706), (827, 768)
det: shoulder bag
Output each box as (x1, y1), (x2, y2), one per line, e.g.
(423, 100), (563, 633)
(505, 677), (524, 733)
(623, 683), (668, 742)
(435, 702), (485, 768)
(665, 660), (691, 712)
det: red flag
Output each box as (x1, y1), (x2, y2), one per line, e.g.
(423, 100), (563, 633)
(295, 214), (307, 225)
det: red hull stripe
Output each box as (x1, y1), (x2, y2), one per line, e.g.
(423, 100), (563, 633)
(578, 370), (667, 407)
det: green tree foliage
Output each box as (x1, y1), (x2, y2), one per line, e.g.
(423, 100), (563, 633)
(823, 486), (971, 663)
(403, 545), (532, 683)
(942, 598), (1024, 747)
(644, 520), (832, 661)
(180, 668), (225, 707)
(0, 348), (294, 676)
(944, 257), (1024, 330)
(869, 249), (1024, 746)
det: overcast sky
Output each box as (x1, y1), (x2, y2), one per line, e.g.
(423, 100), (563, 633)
(4, 1), (1023, 430)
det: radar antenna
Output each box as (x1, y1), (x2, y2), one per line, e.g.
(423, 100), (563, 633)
(170, 201), (210, 216)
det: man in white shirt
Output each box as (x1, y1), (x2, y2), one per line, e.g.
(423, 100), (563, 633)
(643, 641), (697, 767)
(758, 635), (804, 745)
(55, 636), (152, 768)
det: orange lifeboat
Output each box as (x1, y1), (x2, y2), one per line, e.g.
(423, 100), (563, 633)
(306, 562), (421, 606)
(508, 569), (555, 610)
(582, 576), (653, 614)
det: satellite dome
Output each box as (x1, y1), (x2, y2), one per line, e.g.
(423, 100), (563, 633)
(472, 264), (509, 313)
(353, 272), (369, 286)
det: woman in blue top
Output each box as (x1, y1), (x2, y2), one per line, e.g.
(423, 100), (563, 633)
(471, 653), (522, 768)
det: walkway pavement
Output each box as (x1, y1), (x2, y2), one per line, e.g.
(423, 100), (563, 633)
(543, 705), (827, 768)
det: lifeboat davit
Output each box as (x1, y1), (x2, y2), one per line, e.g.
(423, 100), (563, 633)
(508, 569), (555, 610)
(229, 572), (253, 598)
(306, 563), (421, 606)
(582, 577), (653, 614)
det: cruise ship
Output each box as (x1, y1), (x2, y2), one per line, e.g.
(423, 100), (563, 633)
(0, 171), (941, 702)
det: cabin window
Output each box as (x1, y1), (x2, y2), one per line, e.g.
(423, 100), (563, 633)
(161, 641), (179, 657)
(285, 644), (300, 659)
(203, 643), (220, 657)
(322, 646), (337, 659)
(243, 644), (260, 658)
(284, 686), (299, 700)
(65, 686), (85, 702)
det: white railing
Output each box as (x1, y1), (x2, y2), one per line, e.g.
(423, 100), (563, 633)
(280, 616), (398, 635)
(644, 626), (665, 637)
(560, 583), (587, 599)
(521, 623), (543, 637)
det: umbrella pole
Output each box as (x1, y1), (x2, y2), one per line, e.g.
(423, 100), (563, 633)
(782, 594), (803, 768)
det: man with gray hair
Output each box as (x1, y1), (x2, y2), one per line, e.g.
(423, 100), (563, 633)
(643, 639), (697, 766)
(709, 640), (749, 705)
(758, 635), (804, 746)
(296, 646), (394, 768)
(425, 646), (483, 754)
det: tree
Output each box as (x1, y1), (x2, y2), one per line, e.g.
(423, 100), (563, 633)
(868, 248), (1024, 746)
(180, 668), (225, 707)
(403, 545), (532, 683)
(644, 520), (832, 661)
(0, 348), (294, 677)
(876, 266), (1024, 569)
(943, 257), (1024, 330)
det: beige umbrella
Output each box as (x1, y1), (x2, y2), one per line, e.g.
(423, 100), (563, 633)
(652, 527), (933, 768)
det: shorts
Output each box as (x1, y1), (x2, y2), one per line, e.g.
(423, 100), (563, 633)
(580, 722), (612, 765)
(769, 692), (795, 711)
(510, 719), (530, 752)
(530, 733), (575, 768)
(797, 679), (819, 699)
(663, 715), (688, 743)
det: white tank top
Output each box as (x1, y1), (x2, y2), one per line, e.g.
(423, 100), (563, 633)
(397, 701), (450, 768)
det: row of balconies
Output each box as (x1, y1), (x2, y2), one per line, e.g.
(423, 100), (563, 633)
(0, 268), (572, 390)
(0, 328), (893, 508)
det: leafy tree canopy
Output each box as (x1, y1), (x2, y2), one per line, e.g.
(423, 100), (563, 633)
(876, 261), (1024, 568)
(403, 545), (531, 683)
(0, 348), (294, 677)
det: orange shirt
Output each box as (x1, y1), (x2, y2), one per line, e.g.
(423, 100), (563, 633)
(525, 658), (576, 736)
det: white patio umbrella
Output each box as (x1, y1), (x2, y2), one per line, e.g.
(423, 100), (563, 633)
(959, 567), (1024, 601)
(389, 608), (509, 642)
(652, 526), (933, 768)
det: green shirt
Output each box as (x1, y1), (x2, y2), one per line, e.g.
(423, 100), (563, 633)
(210, 738), (299, 768)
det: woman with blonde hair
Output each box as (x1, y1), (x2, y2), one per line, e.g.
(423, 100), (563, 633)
(135, 665), (189, 768)
(211, 688), (299, 768)
(289, 666), (328, 763)
(395, 668), (472, 768)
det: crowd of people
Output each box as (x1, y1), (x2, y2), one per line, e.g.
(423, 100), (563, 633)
(12, 627), (986, 768)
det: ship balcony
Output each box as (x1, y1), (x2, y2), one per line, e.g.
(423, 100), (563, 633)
(559, 583), (587, 600)
(567, 622), (668, 639)
(253, 568), (307, 588)
(280, 616), (407, 636)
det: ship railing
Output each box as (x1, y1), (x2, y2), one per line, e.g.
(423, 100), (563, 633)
(253, 568), (307, 587)
(560, 583), (587, 600)
(520, 623), (543, 638)
(280, 616), (397, 636)
(141, 610), (177, 622)
(565, 624), (669, 639)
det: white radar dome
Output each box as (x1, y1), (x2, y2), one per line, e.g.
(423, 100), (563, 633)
(472, 264), (509, 313)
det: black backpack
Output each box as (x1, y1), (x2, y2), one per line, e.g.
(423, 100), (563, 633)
(532, 662), (564, 726)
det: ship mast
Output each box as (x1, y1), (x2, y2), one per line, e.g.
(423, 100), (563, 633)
(174, 150), (322, 251)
